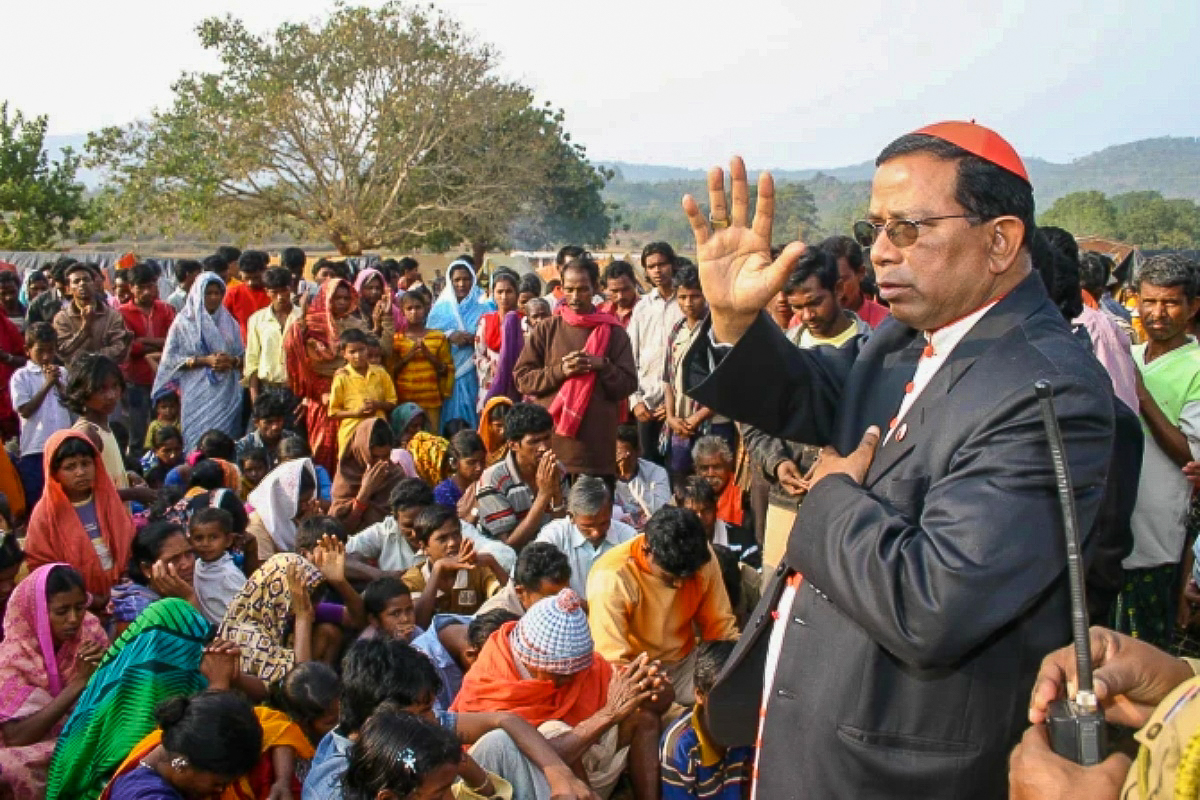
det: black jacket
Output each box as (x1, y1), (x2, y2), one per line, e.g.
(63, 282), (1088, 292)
(685, 273), (1116, 799)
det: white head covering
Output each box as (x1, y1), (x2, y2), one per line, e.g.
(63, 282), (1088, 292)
(247, 458), (317, 552)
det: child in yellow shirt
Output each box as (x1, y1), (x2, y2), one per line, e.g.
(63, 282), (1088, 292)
(329, 328), (398, 457)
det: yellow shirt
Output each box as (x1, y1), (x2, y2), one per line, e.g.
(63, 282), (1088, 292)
(329, 364), (398, 457)
(586, 535), (738, 666)
(243, 305), (300, 386)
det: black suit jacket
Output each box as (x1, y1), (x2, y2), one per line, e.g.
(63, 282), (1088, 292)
(685, 273), (1115, 799)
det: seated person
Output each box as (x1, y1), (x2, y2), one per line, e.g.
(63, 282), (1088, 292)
(434, 430), (487, 526)
(109, 520), (199, 636)
(361, 576), (418, 643)
(236, 391), (297, 472)
(478, 542), (572, 618)
(345, 478), (429, 577)
(536, 476), (638, 601)
(678, 476), (760, 570)
(190, 507), (248, 625)
(587, 507), (738, 706)
(244, 457), (320, 562)
(271, 661), (342, 748)
(453, 588), (670, 799)
(0, 565), (107, 799)
(660, 640), (755, 799)
(402, 505), (506, 627)
(278, 437), (332, 508)
(614, 424), (671, 529)
(712, 544), (759, 632)
(475, 403), (568, 549)
(411, 610), (516, 714)
(237, 447), (269, 501)
(690, 436), (758, 568)
(330, 418), (404, 536)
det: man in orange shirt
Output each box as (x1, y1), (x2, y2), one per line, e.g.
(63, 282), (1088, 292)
(223, 250), (270, 340)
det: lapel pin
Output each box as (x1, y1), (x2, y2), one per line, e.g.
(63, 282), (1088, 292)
(895, 423), (909, 443)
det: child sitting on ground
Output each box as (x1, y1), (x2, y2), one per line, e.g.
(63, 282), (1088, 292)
(329, 328), (397, 459)
(279, 437), (333, 508)
(239, 446), (269, 501)
(141, 425), (184, 489)
(660, 640), (756, 799)
(402, 505), (506, 628)
(345, 478), (431, 578)
(143, 390), (180, 451)
(272, 661), (342, 748)
(361, 576), (418, 642)
(433, 430), (486, 525)
(190, 506), (249, 625)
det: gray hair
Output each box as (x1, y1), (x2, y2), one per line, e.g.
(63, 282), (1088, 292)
(525, 297), (551, 315)
(567, 476), (610, 516)
(692, 435), (733, 464)
(1138, 254), (1198, 302)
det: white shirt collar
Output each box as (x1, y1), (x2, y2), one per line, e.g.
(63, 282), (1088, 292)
(924, 300), (998, 356)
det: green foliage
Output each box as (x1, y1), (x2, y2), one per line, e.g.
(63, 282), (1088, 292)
(1039, 189), (1200, 248)
(86, 2), (609, 255)
(0, 103), (93, 250)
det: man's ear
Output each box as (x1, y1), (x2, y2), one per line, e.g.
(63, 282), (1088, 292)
(987, 217), (1025, 275)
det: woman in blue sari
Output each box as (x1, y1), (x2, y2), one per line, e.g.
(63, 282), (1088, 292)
(427, 260), (493, 435)
(151, 273), (245, 452)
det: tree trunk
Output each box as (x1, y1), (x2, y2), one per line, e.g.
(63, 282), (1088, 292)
(472, 240), (488, 274)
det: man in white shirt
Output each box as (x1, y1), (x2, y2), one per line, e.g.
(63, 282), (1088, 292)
(613, 424), (670, 529)
(535, 476), (637, 601)
(626, 242), (684, 463)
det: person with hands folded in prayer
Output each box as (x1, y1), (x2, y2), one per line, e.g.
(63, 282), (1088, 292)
(679, 124), (1115, 798)
(403, 506), (505, 628)
(1010, 626), (1200, 799)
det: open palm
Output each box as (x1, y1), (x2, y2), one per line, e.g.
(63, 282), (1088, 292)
(682, 157), (806, 342)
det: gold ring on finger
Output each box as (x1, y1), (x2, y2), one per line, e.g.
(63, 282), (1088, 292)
(709, 213), (730, 230)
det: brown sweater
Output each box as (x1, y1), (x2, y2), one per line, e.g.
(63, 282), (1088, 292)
(513, 315), (638, 475)
(53, 302), (133, 366)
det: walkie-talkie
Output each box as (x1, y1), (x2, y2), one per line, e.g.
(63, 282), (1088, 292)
(1035, 380), (1107, 766)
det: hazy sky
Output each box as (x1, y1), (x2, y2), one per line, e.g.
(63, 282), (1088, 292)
(4, 0), (1196, 169)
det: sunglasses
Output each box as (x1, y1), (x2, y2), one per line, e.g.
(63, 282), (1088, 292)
(852, 215), (981, 249)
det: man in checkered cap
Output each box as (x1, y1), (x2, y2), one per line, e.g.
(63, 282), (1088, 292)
(454, 588), (670, 799)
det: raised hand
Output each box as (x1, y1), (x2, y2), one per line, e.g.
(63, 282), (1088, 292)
(71, 640), (107, 685)
(535, 451), (561, 499)
(287, 562), (315, 621)
(604, 653), (655, 721)
(150, 561), (196, 602)
(313, 534), (346, 584)
(200, 639), (242, 690)
(682, 157), (807, 343)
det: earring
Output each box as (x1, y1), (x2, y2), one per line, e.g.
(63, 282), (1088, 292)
(170, 756), (189, 771)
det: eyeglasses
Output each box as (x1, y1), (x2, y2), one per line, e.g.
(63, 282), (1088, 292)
(852, 215), (981, 249)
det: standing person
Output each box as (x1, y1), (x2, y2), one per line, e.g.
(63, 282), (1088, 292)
(283, 277), (370, 474)
(397, 257), (423, 292)
(0, 564), (107, 800)
(600, 260), (641, 327)
(11, 324), (70, 509)
(222, 250), (270, 341)
(1115, 255), (1200, 647)
(352, 267), (401, 355)
(474, 269), (521, 410)
(329, 329), (397, 459)
(428, 260), (492, 436)
(514, 256), (638, 483)
(280, 247), (309, 298)
(151, 273), (245, 452)
(393, 287), (453, 435)
(681, 127), (1113, 798)
(628, 242), (684, 464)
(51, 262), (132, 368)
(164, 259), (201, 312)
(0, 270), (26, 333)
(243, 267), (302, 423)
(117, 263), (175, 450)
(821, 235), (890, 329)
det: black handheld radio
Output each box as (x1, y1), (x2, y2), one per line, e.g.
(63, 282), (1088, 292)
(1034, 380), (1107, 765)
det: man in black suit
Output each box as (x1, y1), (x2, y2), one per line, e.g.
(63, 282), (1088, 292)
(680, 123), (1116, 798)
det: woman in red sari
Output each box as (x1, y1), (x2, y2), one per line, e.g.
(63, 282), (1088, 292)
(283, 279), (370, 475)
(0, 310), (27, 440)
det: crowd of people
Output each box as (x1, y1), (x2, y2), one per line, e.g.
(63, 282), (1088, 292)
(0, 118), (1197, 799)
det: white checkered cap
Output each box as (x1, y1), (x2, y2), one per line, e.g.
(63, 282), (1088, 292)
(511, 588), (594, 675)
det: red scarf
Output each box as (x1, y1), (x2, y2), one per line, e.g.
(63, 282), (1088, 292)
(481, 311), (503, 352)
(548, 307), (620, 437)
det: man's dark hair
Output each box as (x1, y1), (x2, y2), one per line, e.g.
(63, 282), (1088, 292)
(694, 639), (737, 697)
(678, 475), (717, 510)
(398, 256), (420, 274)
(0, 271), (18, 288)
(467, 609), (520, 651)
(202, 254), (228, 275)
(412, 505), (459, 544)
(674, 264), (702, 292)
(545, 279), (562, 292)
(173, 259), (203, 284)
(513, 542), (571, 591)
(784, 247), (839, 295)
(339, 639), (442, 735)
(189, 460), (227, 492)
(818, 235), (865, 273)
(253, 391), (291, 421)
(24, 321), (56, 348)
(339, 327), (372, 348)
(198, 429), (237, 461)
(556, 245), (586, 268)
(281, 247), (306, 272)
(876, 134), (1036, 248)
(363, 576), (411, 617)
(1031, 229), (1083, 320)
(216, 246), (242, 266)
(644, 506), (711, 578)
(603, 260), (637, 286)
(130, 263), (158, 287)
(641, 242), (677, 269)
(518, 273), (542, 297)
(1040, 226), (1080, 265)
(1139, 254), (1198, 302)
(1079, 252), (1113, 297)
(297, 515), (348, 551)
(63, 354), (126, 415)
(263, 267), (292, 291)
(389, 478), (435, 512)
(562, 256), (600, 290)
(616, 424), (640, 449)
(504, 402), (553, 443)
